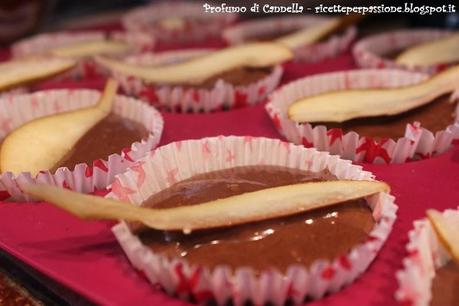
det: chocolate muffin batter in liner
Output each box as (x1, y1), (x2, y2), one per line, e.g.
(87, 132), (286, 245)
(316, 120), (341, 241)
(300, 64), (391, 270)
(352, 29), (453, 74)
(266, 69), (459, 164)
(396, 207), (459, 306)
(110, 49), (283, 113)
(223, 16), (356, 62)
(0, 89), (163, 201)
(11, 31), (155, 79)
(111, 136), (397, 305)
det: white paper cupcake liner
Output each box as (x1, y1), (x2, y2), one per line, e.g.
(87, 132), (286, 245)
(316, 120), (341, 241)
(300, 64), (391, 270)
(11, 31), (155, 79)
(353, 29), (453, 74)
(112, 50), (283, 112)
(122, 1), (237, 44)
(223, 16), (356, 62)
(109, 136), (398, 306)
(0, 89), (163, 201)
(265, 69), (459, 164)
(396, 208), (459, 306)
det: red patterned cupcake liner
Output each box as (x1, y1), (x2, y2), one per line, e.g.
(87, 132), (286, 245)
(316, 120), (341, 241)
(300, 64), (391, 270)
(353, 29), (453, 74)
(223, 16), (356, 62)
(0, 89), (163, 201)
(265, 69), (459, 164)
(110, 136), (397, 305)
(396, 208), (459, 306)
(112, 49), (283, 112)
(11, 31), (155, 79)
(122, 1), (237, 44)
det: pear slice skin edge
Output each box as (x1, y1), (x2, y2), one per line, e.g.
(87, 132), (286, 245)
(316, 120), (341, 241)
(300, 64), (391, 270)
(0, 79), (118, 176)
(24, 180), (389, 233)
(288, 64), (459, 123)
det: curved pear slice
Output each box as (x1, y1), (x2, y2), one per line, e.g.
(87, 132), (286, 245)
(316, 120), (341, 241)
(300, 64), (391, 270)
(0, 57), (76, 92)
(288, 64), (459, 123)
(51, 40), (131, 58)
(427, 209), (459, 264)
(24, 180), (388, 232)
(95, 42), (293, 85)
(276, 15), (362, 49)
(396, 33), (459, 67)
(0, 79), (118, 176)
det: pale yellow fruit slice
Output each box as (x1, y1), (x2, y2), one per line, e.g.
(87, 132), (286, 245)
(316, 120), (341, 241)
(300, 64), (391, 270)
(0, 79), (118, 176)
(276, 15), (362, 49)
(95, 42), (293, 85)
(51, 40), (131, 58)
(288, 64), (459, 123)
(0, 57), (76, 92)
(396, 33), (459, 67)
(24, 180), (388, 232)
(427, 209), (459, 265)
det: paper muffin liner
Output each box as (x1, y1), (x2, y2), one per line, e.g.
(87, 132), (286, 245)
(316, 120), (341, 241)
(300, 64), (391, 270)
(395, 207), (459, 306)
(112, 50), (283, 112)
(11, 31), (155, 79)
(122, 1), (237, 44)
(109, 136), (398, 306)
(223, 16), (356, 62)
(265, 69), (459, 164)
(0, 89), (163, 201)
(352, 29), (453, 74)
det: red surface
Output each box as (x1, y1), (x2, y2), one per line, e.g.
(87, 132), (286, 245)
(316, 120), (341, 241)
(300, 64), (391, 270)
(0, 37), (459, 306)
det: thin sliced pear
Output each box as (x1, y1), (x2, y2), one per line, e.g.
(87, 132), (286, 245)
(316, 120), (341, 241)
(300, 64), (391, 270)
(427, 209), (459, 264)
(0, 57), (76, 92)
(24, 180), (388, 232)
(51, 40), (131, 58)
(396, 33), (459, 67)
(288, 64), (459, 123)
(0, 79), (118, 176)
(95, 42), (293, 85)
(276, 15), (362, 49)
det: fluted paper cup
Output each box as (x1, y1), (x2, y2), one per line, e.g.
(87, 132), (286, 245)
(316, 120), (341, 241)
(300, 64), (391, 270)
(265, 69), (459, 164)
(396, 208), (459, 306)
(0, 89), (163, 201)
(353, 29), (453, 74)
(110, 136), (397, 306)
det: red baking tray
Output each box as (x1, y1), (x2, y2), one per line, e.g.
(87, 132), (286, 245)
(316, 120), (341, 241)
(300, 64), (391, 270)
(0, 35), (458, 306)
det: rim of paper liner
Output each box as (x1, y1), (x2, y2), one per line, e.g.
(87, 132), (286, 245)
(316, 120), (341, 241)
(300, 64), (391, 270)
(0, 89), (163, 201)
(265, 69), (459, 164)
(223, 15), (356, 62)
(396, 207), (459, 306)
(11, 31), (155, 79)
(122, 1), (237, 43)
(109, 136), (398, 305)
(352, 29), (453, 74)
(113, 49), (283, 113)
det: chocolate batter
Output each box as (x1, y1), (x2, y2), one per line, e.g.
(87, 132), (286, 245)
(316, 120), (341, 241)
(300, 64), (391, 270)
(187, 66), (273, 89)
(430, 262), (459, 306)
(313, 95), (457, 140)
(138, 166), (375, 273)
(56, 113), (149, 170)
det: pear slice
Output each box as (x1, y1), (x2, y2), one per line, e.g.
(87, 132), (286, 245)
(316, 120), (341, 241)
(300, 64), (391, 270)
(427, 209), (459, 264)
(50, 40), (131, 58)
(0, 79), (118, 176)
(396, 33), (459, 67)
(288, 64), (459, 123)
(95, 42), (293, 85)
(24, 180), (388, 232)
(276, 15), (362, 49)
(0, 57), (76, 92)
